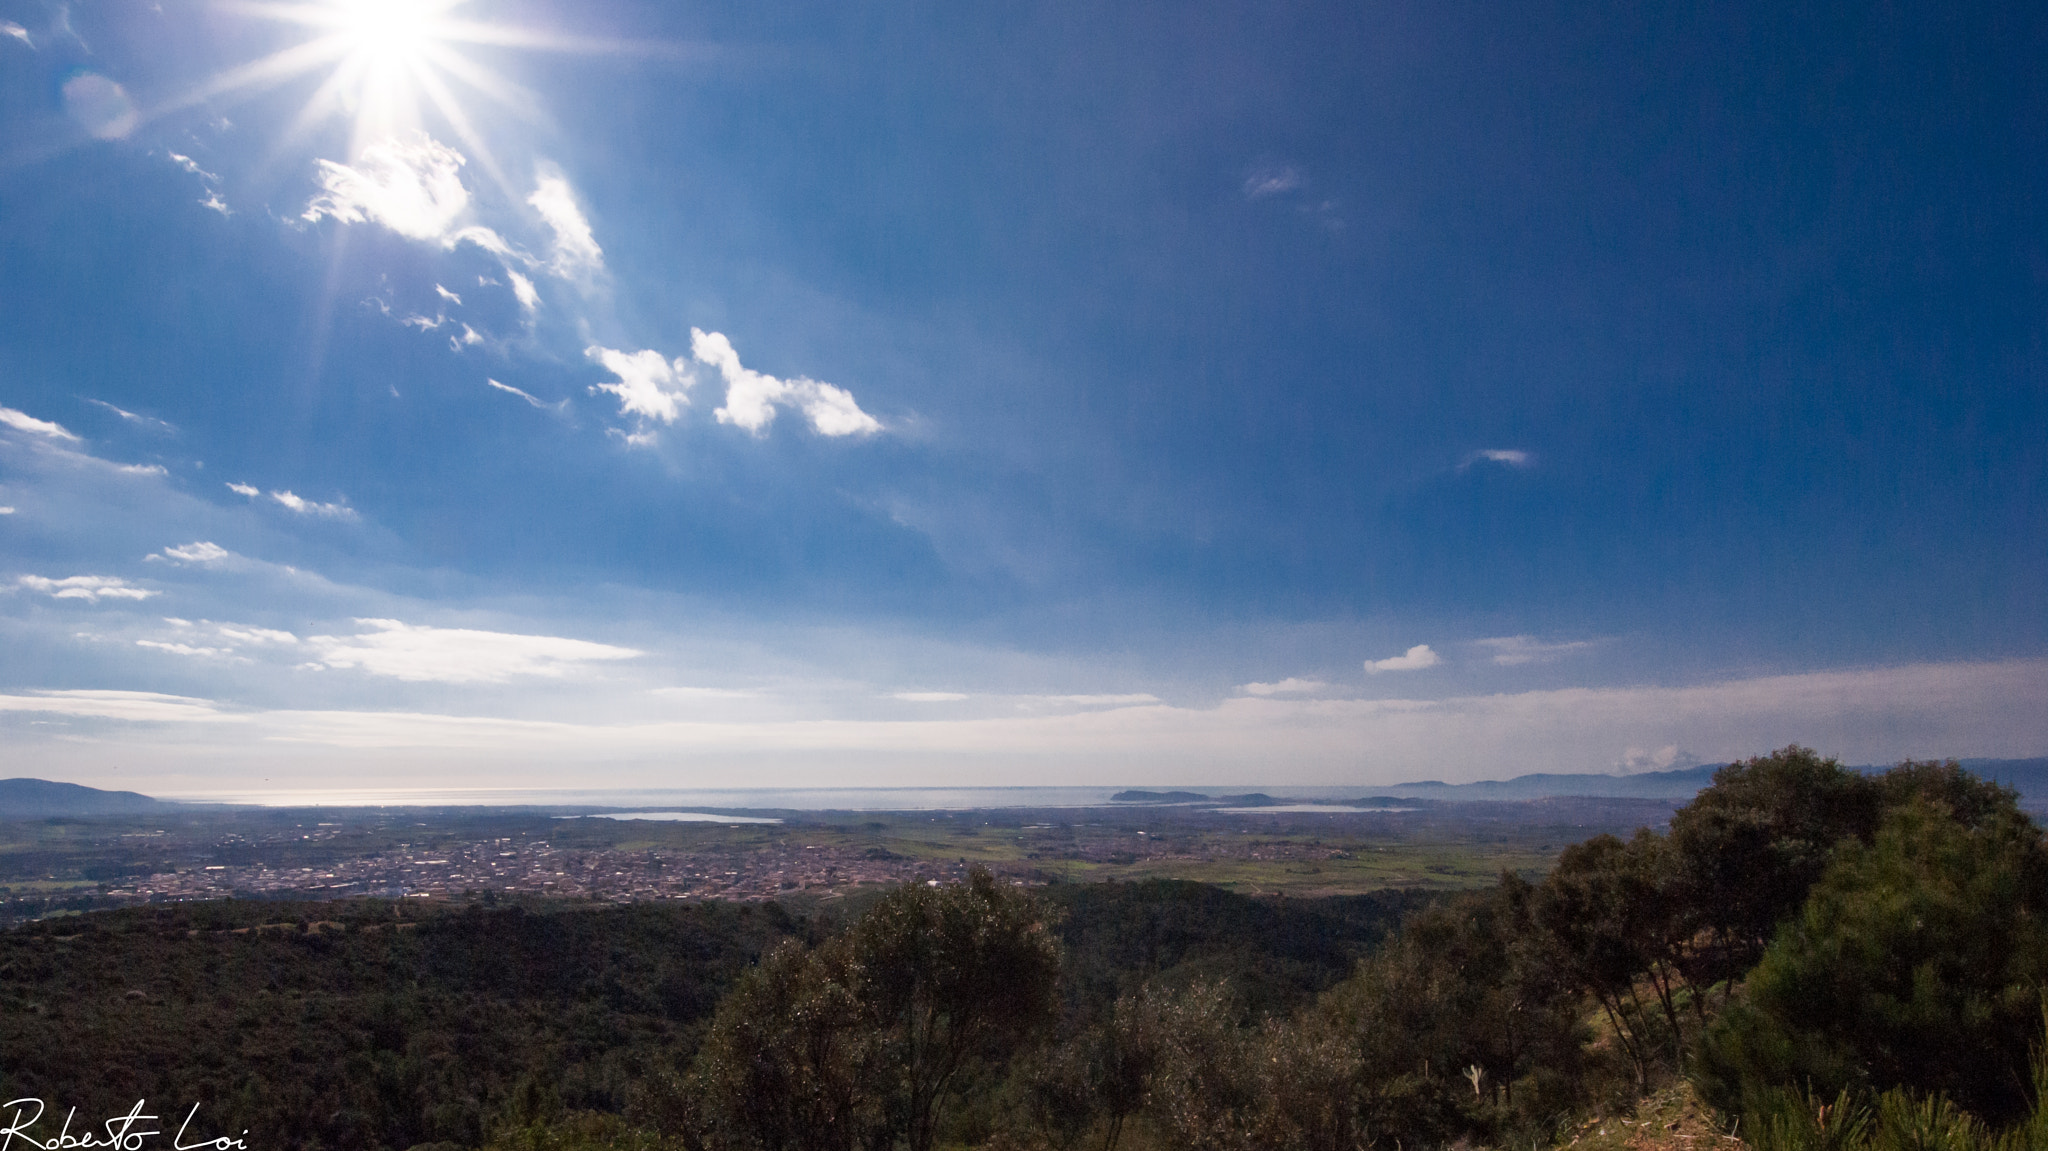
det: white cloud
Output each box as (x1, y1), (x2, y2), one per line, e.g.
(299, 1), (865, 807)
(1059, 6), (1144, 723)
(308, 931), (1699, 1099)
(166, 152), (217, 182)
(693, 329), (881, 437)
(1035, 693), (1163, 707)
(1475, 635), (1594, 666)
(435, 284), (462, 304)
(1617, 745), (1702, 774)
(528, 168), (604, 279)
(150, 541), (231, 565)
(401, 313), (443, 330)
(116, 463), (167, 477)
(309, 619), (642, 683)
(137, 639), (235, 659)
(1244, 165), (1303, 200)
(1366, 644), (1441, 673)
(0, 406), (80, 441)
(84, 398), (175, 432)
(215, 624), (298, 645)
(485, 378), (563, 411)
(587, 346), (691, 424)
(506, 270), (540, 313)
(0, 507), (13, 515)
(226, 482), (260, 498)
(1462, 448), (1534, 469)
(650, 686), (757, 700)
(452, 324), (483, 349)
(304, 135), (475, 244)
(63, 73), (135, 139)
(270, 490), (358, 520)
(895, 691), (970, 702)
(2, 21), (31, 46)
(16, 574), (157, 602)
(1238, 677), (1328, 697)
(0, 690), (239, 724)
(20, 661), (2048, 793)
(199, 193), (232, 216)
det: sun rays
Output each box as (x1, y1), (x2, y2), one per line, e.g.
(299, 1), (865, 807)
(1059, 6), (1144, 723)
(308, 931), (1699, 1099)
(173, 0), (551, 191)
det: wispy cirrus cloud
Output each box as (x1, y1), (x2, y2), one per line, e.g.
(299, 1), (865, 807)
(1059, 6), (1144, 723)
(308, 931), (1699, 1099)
(16, 574), (157, 602)
(486, 378), (566, 412)
(1243, 165), (1303, 200)
(137, 638), (237, 659)
(894, 691), (970, 702)
(270, 490), (357, 520)
(0, 406), (80, 441)
(215, 624), (298, 645)
(1366, 644), (1440, 673)
(507, 270), (540, 314)
(84, 398), (176, 432)
(1461, 448), (1534, 469)
(1475, 635), (1594, 666)
(148, 541), (233, 565)
(134, 619), (299, 660)
(163, 152), (230, 215)
(0, 690), (240, 724)
(309, 619), (642, 683)
(1237, 677), (1328, 696)
(528, 166), (604, 280)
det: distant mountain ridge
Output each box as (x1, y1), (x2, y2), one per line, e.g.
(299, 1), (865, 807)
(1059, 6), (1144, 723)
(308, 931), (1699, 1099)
(1382, 765), (1722, 801)
(0, 778), (178, 818)
(1387, 757), (2048, 805)
(1113, 758), (2048, 808)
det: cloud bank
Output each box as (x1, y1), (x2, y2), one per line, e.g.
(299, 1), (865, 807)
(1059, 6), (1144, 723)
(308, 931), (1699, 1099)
(309, 619), (642, 683)
(16, 574), (156, 602)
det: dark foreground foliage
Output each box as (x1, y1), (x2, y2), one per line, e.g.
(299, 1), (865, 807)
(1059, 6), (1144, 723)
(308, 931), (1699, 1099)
(0, 875), (1421, 1150)
(6, 749), (2044, 1151)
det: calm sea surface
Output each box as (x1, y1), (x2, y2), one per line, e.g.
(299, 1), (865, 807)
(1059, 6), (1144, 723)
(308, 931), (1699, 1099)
(158, 784), (1380, 811)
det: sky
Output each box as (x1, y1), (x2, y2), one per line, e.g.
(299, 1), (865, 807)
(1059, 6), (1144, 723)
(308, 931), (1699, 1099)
(0, 0), (2043, 797)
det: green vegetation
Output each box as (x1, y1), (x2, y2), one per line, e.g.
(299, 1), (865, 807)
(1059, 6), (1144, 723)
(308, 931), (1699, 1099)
(4, 749), (2044, 1151)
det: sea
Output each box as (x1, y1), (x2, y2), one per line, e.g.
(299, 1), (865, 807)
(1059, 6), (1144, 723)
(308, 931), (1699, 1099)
(157, 784), (1386, 812)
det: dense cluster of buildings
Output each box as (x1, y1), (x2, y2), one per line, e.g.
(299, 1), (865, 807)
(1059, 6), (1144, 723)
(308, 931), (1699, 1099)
(100, 834), (997, 903)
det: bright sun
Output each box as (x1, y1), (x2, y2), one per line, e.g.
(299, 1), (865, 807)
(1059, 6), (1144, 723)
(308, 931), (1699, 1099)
(189, 0), (545, 184)
(331, 0), (441, 63)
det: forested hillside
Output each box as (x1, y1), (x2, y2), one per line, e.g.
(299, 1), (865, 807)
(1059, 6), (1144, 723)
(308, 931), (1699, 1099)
(3, 749), (2042, 1151)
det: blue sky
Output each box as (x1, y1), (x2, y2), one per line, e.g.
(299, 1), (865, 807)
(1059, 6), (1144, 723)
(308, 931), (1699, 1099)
(0, 0), (2042, 796)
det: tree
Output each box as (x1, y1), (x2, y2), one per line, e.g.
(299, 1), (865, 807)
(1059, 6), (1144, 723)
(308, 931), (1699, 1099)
(1693, 797), (2048, 1125)
(1535, 829), (1692, 1095)
(692, 938), (884, 1151)
(693, 869), (1060, 1151)
(1314, 874), (1584, 1147)
(1667, 747), (1883, 995)
(842, 868), (1063, 1151)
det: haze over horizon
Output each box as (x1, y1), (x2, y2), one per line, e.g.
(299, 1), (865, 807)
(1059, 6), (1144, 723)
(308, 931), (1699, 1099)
(1, 0), (2043, 795)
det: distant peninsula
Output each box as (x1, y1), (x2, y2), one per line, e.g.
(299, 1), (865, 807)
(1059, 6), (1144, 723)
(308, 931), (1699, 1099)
(0, 778), (179, 819)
